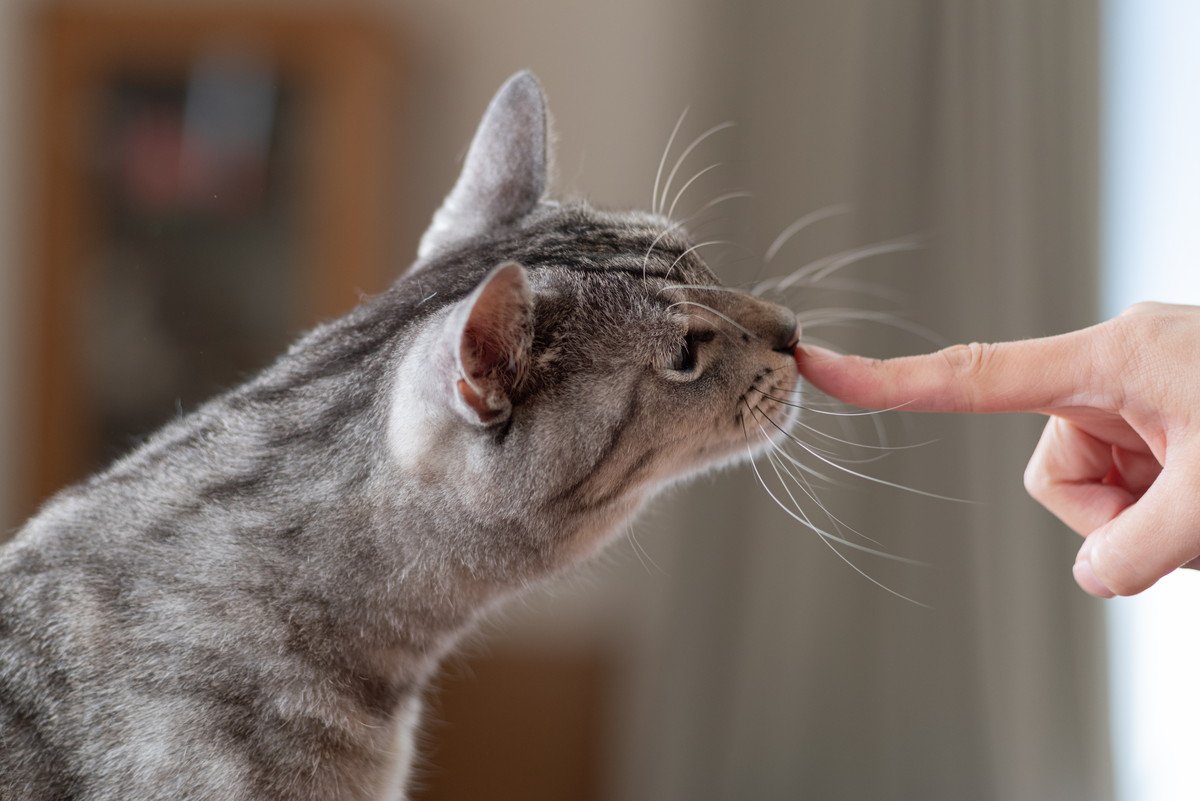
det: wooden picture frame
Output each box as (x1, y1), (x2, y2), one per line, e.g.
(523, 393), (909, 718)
(24, 6), (401, 516)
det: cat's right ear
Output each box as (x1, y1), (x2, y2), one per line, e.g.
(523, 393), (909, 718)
(437, 262), (534, 427)
(416, 72), (549, 263)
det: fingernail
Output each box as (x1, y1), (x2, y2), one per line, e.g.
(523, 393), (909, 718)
(1073, 556), (1115, 599)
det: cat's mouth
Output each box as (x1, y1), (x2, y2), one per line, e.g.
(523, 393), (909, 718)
(736, 366), (801, 451)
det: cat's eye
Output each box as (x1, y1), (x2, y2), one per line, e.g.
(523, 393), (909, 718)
(669, 330), (715, 372)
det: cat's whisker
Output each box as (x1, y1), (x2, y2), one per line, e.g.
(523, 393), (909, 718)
(652, 107), (689, 215)
(763, 204), (852, 263)
(780, 380), (893, 448)
(657, 283), (752, 296)
(666, 162), (724, 222)
(867, 394), (892, 448)
(742, 424), (929, 607)
(624, 528), (651, 574)
(795, 307), (904, 324)
(793, 334), (848, 355)
(796, 311), (949, 348)
(794, 400), (917, 417)
(664, 240), (734, 281)
(756, 409), (972, 503)
(658, 121), (735, 214)
(781, 436), (892, 466)
(625, 526), (666, 576)
(641, 192), (748, 279)
(810, 238), (924, 282)
(772, 277), (909, 303)
(760, 429), (839, 486)
(750, 416), (883, 546)
(770, 447), (890, 550)
(756, 237), (921, 295)
(753, 424), (902, 551)
(763, 396), (936, 452)
(741, 416), (916, 564)
(694, 190), (754, 216)
(772, 456), (886, 549)
(666, 300), (755, 338)
(762, 445), (920, 567)
(644, 225), (681, 279)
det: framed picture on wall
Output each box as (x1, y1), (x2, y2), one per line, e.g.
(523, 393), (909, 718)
(25, 7), (401, 512)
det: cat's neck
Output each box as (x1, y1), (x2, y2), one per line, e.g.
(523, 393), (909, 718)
(32, 393), (508, 677)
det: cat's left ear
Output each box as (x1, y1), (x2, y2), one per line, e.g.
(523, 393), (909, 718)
(440, 262), (534, 426)
(417, 72), (549, 262)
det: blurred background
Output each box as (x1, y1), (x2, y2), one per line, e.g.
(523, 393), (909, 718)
(0, 1), (1195, 799)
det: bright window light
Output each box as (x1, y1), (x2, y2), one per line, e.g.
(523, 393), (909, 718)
(1103, 2), (1200, 801)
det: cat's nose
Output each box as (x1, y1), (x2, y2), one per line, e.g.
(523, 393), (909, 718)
(772, 311), (801, 354)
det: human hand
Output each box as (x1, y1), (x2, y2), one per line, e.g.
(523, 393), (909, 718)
(797, 302), (1200, 598)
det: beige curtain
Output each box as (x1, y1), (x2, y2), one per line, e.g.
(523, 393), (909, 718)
(618, 2), (1111, 800)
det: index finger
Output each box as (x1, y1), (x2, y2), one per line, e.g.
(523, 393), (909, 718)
(797, 329), (1104, 414)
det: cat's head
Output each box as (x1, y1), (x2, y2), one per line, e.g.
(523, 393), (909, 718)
(386, 72), (800, 571)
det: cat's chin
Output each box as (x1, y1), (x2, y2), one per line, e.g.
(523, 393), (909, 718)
(737, 373), (802, 455)
(754, 400), (801, 452)
(665, 398), (803, 483)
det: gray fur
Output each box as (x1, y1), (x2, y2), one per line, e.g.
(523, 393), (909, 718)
(417, 71), (549, 261)
(0, 72), (800, 800)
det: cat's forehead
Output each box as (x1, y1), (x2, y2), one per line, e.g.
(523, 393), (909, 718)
(391, 202), (719, 327)
(511, 204), (719, 285)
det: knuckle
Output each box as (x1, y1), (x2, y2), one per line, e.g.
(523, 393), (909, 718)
(1119, 300), (1161, 318)
(1022, 457), (1048, 500)
(1110, 302), (1177, 354)
(943, 342), (996, 380)
(1097, 318), (1144, 395)
(940, 343), (998, 408)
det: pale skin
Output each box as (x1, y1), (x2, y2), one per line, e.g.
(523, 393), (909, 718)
(797, 301), (1200, 598)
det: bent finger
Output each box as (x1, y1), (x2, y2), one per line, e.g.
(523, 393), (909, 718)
(1024, 417), (1137, 536)
(1077, 456), (1200, 597)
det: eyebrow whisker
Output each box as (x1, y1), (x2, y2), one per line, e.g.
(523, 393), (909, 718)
(658, 121), (736, 214)
(764, 204), (852, 262)
(666, 162), (724, 222)
(652, 107), (689, 215)
(664, 240), (733, 280)
(664, 300), (755, 338)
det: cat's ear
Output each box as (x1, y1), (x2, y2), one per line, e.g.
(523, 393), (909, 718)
(417, 71), (549, 262)
(440, 262), (534, 426)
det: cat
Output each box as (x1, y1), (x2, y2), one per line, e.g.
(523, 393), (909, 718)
(0, 71), (801, 801)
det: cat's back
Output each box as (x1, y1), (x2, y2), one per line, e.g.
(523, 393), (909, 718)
(0, 487), (226, 800)
(0, 457), (413, 801)
(0, 525), (93, 799)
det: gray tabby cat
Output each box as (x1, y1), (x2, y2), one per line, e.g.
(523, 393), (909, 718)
(0, 72), (800, 800)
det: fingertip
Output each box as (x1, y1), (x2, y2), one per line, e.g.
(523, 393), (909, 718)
(1072, 556), (1116, 599)
(796, 344), (842, 368)
(796, 346), (895, 409)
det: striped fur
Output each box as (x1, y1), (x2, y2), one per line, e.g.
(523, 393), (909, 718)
(0, 73), (800, 800)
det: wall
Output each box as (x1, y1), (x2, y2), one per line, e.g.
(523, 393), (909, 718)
(0, 2), (1111, 800)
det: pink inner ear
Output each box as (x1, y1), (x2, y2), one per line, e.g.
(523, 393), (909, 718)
(456, 377), (503, 423)
(450, 261), (531, 423)
(462, 313), (511, 379)
(459, 269), (529, 383)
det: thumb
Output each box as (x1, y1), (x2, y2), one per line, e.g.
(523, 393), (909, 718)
(1075, 454), (1200, 597)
